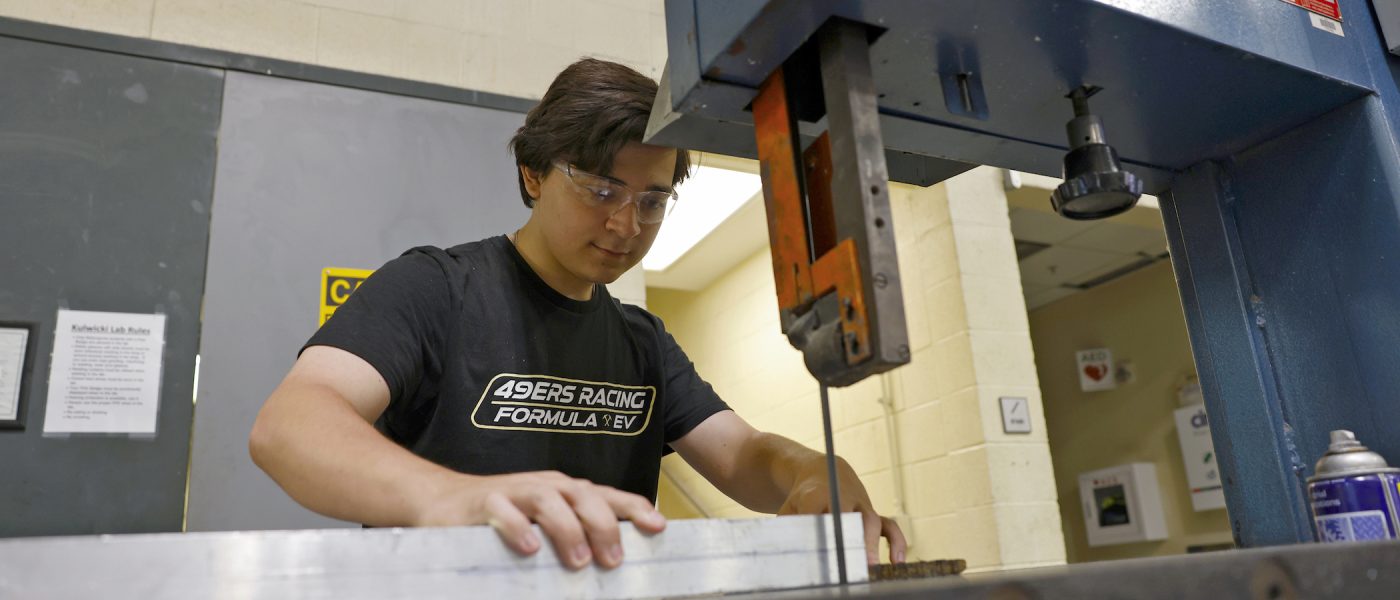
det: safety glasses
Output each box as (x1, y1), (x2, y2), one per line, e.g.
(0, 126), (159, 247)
(553, 162), (678, 224)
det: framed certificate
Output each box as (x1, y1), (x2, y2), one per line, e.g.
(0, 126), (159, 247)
(0, 322), (37, 429)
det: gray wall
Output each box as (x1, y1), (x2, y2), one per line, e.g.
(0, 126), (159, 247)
(0, 37), (222, 536)
(187, 72), (530, 531)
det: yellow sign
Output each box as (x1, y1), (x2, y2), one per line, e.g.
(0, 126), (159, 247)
(320, 267), (375, 325)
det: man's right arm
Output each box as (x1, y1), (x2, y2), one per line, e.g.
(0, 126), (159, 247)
(248, 345), (665, 569)
(249, 345), (450, 527)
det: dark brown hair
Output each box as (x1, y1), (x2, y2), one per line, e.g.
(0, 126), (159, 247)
(509, 58), (691, 208)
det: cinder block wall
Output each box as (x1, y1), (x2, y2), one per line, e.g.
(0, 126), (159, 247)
(0, 0), (667, 99)
(648, 168), (1067, 570)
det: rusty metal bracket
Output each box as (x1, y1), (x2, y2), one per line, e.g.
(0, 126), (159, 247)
(753, 19), (909, 387)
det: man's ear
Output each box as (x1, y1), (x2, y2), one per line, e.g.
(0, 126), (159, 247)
(520, 164), (543, 202)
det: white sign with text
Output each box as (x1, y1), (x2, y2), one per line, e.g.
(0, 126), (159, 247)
(999, 396), (1032, 434)
(43, 310), (166, 435)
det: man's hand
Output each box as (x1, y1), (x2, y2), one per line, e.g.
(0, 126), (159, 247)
(252, 348), (665, 571)
(412, 470), (667, 570)
(778, 457), (908, 565)
(671, 411), (908, 565)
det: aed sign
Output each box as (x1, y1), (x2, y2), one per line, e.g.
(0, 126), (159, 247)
(320, 267), (374, 325)
(1076, 348), (1116, 392)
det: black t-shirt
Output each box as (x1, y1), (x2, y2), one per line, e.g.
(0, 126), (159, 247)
(304, 236), (730, 502)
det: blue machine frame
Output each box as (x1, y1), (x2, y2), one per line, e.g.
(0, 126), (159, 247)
(648, 0), (1400, 547)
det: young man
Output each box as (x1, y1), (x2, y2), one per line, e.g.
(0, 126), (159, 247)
(249, 58), (906, 570)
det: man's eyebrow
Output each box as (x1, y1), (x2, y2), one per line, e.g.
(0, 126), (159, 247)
(600, 172), (674, 194)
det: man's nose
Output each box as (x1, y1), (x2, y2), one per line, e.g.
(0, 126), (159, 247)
(607, 200), (642, 238)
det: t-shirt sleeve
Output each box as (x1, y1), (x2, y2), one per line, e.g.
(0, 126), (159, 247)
(654, 320), (731, 445)
(302, 248), (453, 408)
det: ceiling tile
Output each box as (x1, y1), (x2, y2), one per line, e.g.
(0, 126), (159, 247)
(1009, 207), (1096, 245)
(1026, 286), (1077, 310)
(1069, 254), (1146, 287)
(1060, 221), (1162, 255)
(1133, 227), (1169, 256)
(1015, 239), (1051, 260)
(1020, 282), (1052, 297)
(1018, 246), (1123, 286)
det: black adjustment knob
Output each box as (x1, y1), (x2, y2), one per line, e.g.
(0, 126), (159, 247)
(1050, 86), (1142, 220)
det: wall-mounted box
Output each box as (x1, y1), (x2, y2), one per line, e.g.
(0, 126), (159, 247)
(1174, 403), (1227, 511)
(1078, 463), (1169, 547)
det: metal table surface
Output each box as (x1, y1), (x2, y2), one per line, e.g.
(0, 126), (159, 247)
(3, 512), (1396, 598)
(723, 539), (1400, 599)
(0, 515), (868, 600)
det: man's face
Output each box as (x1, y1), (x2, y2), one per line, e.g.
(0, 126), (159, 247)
(526, 142), (678, 287)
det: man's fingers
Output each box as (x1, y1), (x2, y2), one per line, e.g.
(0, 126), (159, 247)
(881, 516), (908, 564)
(776, 493), (801, 515)
(602, 487), (667, 534)
(483, 492), (539, 555)
(861, 508), (882, 565)
(522, 488), (591, 570)
(562, 480), (625, 569)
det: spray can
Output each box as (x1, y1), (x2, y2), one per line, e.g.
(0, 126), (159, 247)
(1307, 430), (1400, 542)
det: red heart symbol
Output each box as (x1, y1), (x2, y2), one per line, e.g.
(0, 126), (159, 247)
(1084, 364), (1106, 381)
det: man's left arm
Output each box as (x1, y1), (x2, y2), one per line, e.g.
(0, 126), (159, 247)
(670, 410), (907, 564)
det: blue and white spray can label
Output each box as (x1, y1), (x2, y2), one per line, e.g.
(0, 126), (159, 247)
(1307, 430), (1400, 543)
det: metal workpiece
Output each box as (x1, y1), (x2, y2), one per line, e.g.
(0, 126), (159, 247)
(0, 515), (868, 599)
(720, 539), (1400, 599)
(10, 516), (1397, 599)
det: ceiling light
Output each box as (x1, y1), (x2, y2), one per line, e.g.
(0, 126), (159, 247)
(642, 165), (762, 272)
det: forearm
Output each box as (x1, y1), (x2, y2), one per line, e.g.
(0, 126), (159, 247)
(249, 383), (463, 526)
(677, 414), (903, 564)
(729, 432), (832, 513)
